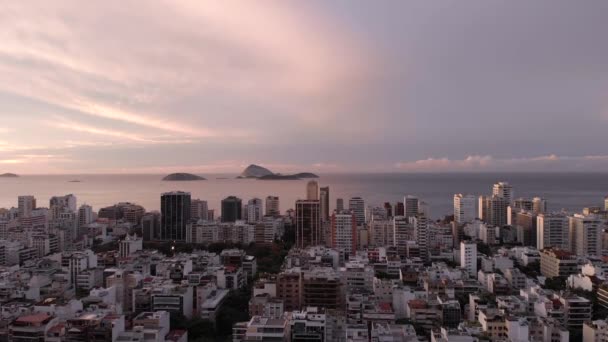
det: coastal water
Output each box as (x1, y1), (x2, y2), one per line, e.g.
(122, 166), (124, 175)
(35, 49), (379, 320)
(0, 173), (606, 219)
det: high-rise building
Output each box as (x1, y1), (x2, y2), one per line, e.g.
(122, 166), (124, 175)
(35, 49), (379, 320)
(605, 196), (608, 211)
(348, 197), (365, 226)
(479, 195), (508, 228)
(242, 205), (249, 222)
(492, 182), (513, 204)
(78, 204), (94, 229)
(120, 202), (145, 225)
(191, 199), (209, 221)
(221, 196), (242, 223)
(320, 187), (330, 222)
(479, 222), (496, 245)
(18, 196), (36, 218)
(490, 196), (508, 228)
(532, 197), (547, 214)
(50, 194), (77, 218)
(513, 197), (547, 215)
(366, 206), (387, 221)
(160, 191), (191, 241)
(537, 213), (569, 250)
(336, 198), (344, 212)
(393, 216), (412, 258)
(515, 211), (537, 247)
(306, 181), (319, 201)
(265, 196), (280, 216)
(418, 201), (431, 218)
(404, 196), (419, 219)
(369, 217), (394, 247)
(478, 196), (489, 223)
(295, 200), (321, 248)
(451, 221), (464, 247)
(569, 214), (603, 256)
(454, 194), (476, 224)
(540, 248), (578, 278)
(412, 215), (429, 262)
(330, 211), (357, 254)
(247, 198), (263, 224)
(394, 202), (405, 216)
(513, 198), (533, 211)
(383, 202), (393, 218)
(460, 241), (477, 275)
(142, 212), (161, 241)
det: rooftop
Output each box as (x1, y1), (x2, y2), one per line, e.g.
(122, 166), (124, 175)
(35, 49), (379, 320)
(15, 313), (52, 324)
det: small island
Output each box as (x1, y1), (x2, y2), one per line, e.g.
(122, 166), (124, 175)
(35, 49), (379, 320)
(162, 173), (206, 181)
(237, 164), (318, 180)
(292, 172), (319, 179)
(238, 164), (274, 178)
(0, 173), (18, 178)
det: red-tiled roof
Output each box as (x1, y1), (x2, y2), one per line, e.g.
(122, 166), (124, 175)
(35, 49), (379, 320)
(408, 299), (427, 309)
(16, 313), (51, 324)
(378, 302), (392, 311)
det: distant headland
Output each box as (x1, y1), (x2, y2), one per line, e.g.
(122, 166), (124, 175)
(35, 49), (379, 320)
(0, 173), (18, 178)
(238, 164), (318, 180)
(162, 173), (206, 181)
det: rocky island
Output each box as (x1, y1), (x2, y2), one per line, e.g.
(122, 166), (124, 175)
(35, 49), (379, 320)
(238, 164), (318, 180)
(238, 164), (274, 178)
(162, 173), (206, 181)
(0, 173), (18, 178)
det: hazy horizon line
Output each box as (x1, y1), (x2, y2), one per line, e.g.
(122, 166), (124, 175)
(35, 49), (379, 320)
(5, 170), (608, 177)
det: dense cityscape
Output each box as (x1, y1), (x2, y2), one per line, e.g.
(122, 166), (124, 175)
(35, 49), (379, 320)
(0, 180), (607, 341)
(3, 0), (608, 340)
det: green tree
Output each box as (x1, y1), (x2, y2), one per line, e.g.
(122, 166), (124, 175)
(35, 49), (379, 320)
(543, 277), (566, 291)
(170, 313), (218, 341)
(516, 261), (540, 278)
(215, 287), (252, 337)
(476, 242), (492, 256)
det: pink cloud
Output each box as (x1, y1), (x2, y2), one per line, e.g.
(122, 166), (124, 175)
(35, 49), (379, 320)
(392, 154), (608, 172)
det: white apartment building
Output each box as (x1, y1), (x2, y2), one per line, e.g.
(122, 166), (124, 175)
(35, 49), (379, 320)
(369, 218), (394, 247)
(331, 212), (357, 254)
(460, 241), (477, 276)
(77, 205), (94, 229)
(18, 196), (36, 218)
(537, 213), (569, 250)
(247, 198), (263, 224)
(493, 181), (513, 204)
(454, 194), (476, 224)
(190, 199), (209, 221)
(569, 214), (603, 256)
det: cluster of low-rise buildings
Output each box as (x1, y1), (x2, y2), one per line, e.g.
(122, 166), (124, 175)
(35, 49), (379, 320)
(0, 242), (264, 341)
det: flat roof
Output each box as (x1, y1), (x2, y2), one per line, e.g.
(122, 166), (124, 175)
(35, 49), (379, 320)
(16, 313), (51, 324)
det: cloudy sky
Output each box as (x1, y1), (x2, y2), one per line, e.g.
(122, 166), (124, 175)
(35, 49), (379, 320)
(1, 1), (607, 174)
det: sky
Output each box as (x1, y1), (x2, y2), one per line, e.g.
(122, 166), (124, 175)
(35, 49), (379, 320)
(1, 1), (608, 174)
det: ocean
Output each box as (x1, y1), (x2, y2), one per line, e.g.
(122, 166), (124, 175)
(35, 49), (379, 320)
(0, 173), (606, 219)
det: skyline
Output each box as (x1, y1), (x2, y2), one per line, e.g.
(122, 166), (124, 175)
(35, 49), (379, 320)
(2, 1), (608, 174)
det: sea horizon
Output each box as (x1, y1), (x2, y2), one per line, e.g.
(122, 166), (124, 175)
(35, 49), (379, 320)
(6, 171), (608, 176)
(1, 172), (606, 219)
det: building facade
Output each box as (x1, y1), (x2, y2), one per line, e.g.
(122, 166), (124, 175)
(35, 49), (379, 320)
(160, 192), (191, 241)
